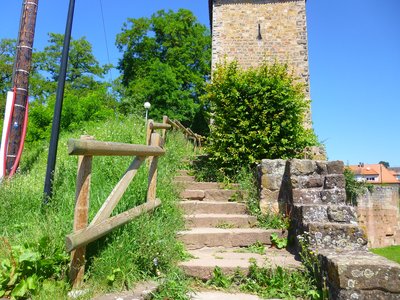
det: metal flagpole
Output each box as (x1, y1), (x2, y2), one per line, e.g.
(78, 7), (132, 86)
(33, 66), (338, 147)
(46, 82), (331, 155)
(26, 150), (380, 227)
(43, 0), (76, 202)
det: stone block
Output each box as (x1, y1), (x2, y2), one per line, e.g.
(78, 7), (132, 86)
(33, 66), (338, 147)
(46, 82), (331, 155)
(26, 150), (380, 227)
(292, 188), (321, 204)
(327, 160), (344, 174)
(261, 174), (284, 190)
(324, 174), (345, 189)
(332, 289), (400, 300)
(319, 250), (400, 294)
(306, 223), (368, 250)
(260, 189), (280, 214)
(327, 206), (357, 223)
(291, 175), (324, 189)
(294, 204), (328, 224)
(320, 189), (346, 205)
(315, 161), (328, 175)
(290, 159), (316, 176)
(259, 159), (287, 175)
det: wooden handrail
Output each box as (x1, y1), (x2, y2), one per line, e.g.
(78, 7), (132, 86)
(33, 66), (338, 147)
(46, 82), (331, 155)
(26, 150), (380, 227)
(150, 122), (171, 130)
(165, 117), (179, 129)
(68, 139), (165, 157)
(67, 115), (203, 286)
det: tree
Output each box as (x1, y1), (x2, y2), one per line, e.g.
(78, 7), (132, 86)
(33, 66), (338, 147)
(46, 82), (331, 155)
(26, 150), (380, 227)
(33, 33), (110, 94)
(27, 34), (115, 141)
(0, 35), (116, 142)
(116, 9), (211, 126)
(0, 39), (15, 97)
(204, 61), (318, 175)
(379, 161), (390, 168)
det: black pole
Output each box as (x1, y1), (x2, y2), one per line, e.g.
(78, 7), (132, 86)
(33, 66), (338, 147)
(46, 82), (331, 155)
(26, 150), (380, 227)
(43, 0), (76, 203)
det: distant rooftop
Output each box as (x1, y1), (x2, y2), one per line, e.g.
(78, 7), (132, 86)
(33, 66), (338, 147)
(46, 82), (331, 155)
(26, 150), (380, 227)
(348, 164), (400, 184)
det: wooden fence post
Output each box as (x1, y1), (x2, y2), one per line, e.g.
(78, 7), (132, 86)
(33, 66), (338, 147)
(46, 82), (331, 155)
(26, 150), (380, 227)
(162, 116), (168, 141)
(146, 119), (153, 146)
(69, 135), (93, 288)
(147, 133), (160, 203)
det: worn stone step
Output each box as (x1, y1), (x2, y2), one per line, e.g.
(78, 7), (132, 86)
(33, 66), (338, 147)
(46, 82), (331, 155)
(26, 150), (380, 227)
(174, 175), (196, 182)
(180, 201), (248, 215)
(177, 228), (286, 250)
(176, 181), (239, 190)
(305, 222), (368, 250)
(292, 204), (357, 224)
(184, 214), (257, 228)
(180, 189), (243, 202)
(189, 291), (264, 300)
(177, 169), (191, 176)
(179, 247), (302, 280)
(318, 249), (400, 299)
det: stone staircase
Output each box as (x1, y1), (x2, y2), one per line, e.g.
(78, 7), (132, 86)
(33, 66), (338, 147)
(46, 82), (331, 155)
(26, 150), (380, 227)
(174, 170), (301, 281)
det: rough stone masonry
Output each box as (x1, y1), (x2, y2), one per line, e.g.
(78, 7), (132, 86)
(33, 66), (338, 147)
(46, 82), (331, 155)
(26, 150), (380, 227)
(258, 159), (400, 299)
(209, 0), (312, 127)
(210, 0), (310, 97)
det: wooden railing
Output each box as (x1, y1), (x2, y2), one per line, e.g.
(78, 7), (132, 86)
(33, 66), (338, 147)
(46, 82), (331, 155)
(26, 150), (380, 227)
(66, 116), (202, 287)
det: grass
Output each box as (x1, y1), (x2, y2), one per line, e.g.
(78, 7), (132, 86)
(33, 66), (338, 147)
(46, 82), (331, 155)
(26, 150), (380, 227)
(0, 115), (195, 299)
(370, 245), (400, 264)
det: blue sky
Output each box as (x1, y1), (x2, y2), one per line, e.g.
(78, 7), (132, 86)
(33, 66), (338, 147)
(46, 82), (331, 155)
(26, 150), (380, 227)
(1, 0), (399, 166)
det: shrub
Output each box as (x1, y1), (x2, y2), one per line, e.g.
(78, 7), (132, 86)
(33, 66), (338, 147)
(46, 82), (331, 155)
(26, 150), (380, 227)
(343, 168), (374, 206)
(203, 61), (318, 175)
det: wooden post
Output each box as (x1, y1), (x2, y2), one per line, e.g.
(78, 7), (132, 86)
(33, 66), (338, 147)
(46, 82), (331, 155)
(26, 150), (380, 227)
(146, 119), (153, 146)
(162, 115), (168, 142)
(147, 133), (160, 203)
(69, 135), (93, 288)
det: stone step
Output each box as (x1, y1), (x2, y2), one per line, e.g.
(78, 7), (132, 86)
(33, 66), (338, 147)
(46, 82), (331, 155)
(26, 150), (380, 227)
(176, 181), (239, 190)
(179, 247), (302, 280)
(177, 228), (286, 250)
(177, 169), (191, 176)
(292, 204), (357, 224)
(305, 222), (368, 250)
(180, 189), (243, 202)
(189, 291), (264, 300)
(174, 175), (196, 182)
(184, 214), (257, 228)
(318, 249), (400, 299)
(180, 201), (248, 215)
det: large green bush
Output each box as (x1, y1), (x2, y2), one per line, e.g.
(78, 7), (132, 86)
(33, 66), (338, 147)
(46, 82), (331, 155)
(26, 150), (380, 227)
(204, 61), (317, 175)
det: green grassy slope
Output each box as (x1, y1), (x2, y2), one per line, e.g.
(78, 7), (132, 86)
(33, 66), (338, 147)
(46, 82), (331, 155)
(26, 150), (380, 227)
(371, 246), (400, 264)
(0, 115), (194, 299)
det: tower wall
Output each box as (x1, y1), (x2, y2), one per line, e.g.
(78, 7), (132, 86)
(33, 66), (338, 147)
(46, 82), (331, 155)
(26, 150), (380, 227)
(211, 0), (310, 97)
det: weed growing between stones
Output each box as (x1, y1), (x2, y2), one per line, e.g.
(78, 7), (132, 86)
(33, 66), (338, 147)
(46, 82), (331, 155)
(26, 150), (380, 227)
(270, 233), (288, 249)
(298, 233), (329, 299)
(202, 260), (321, 299)
(151, 268), (192, 300)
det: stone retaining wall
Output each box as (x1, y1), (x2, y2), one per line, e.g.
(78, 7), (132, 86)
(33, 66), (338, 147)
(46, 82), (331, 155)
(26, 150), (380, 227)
(258, 159), (400, 299)
(357, 186), (400, 248)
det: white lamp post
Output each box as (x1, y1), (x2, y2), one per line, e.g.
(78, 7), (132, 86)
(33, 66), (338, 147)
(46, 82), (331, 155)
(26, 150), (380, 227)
(144, 102), (151, 123)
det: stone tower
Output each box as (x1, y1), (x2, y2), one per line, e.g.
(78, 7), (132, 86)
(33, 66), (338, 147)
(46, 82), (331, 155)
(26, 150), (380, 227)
(209, 0), (310, 98)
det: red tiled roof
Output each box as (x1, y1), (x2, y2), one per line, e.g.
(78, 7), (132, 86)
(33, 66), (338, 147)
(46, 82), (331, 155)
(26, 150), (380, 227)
(348, 164), (400, 184)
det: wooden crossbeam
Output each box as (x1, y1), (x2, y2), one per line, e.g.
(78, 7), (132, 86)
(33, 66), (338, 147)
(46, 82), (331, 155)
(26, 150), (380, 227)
(66, 199), (161, 252)
(68, 139), (165, 157)
(90, 156), (145, 226)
